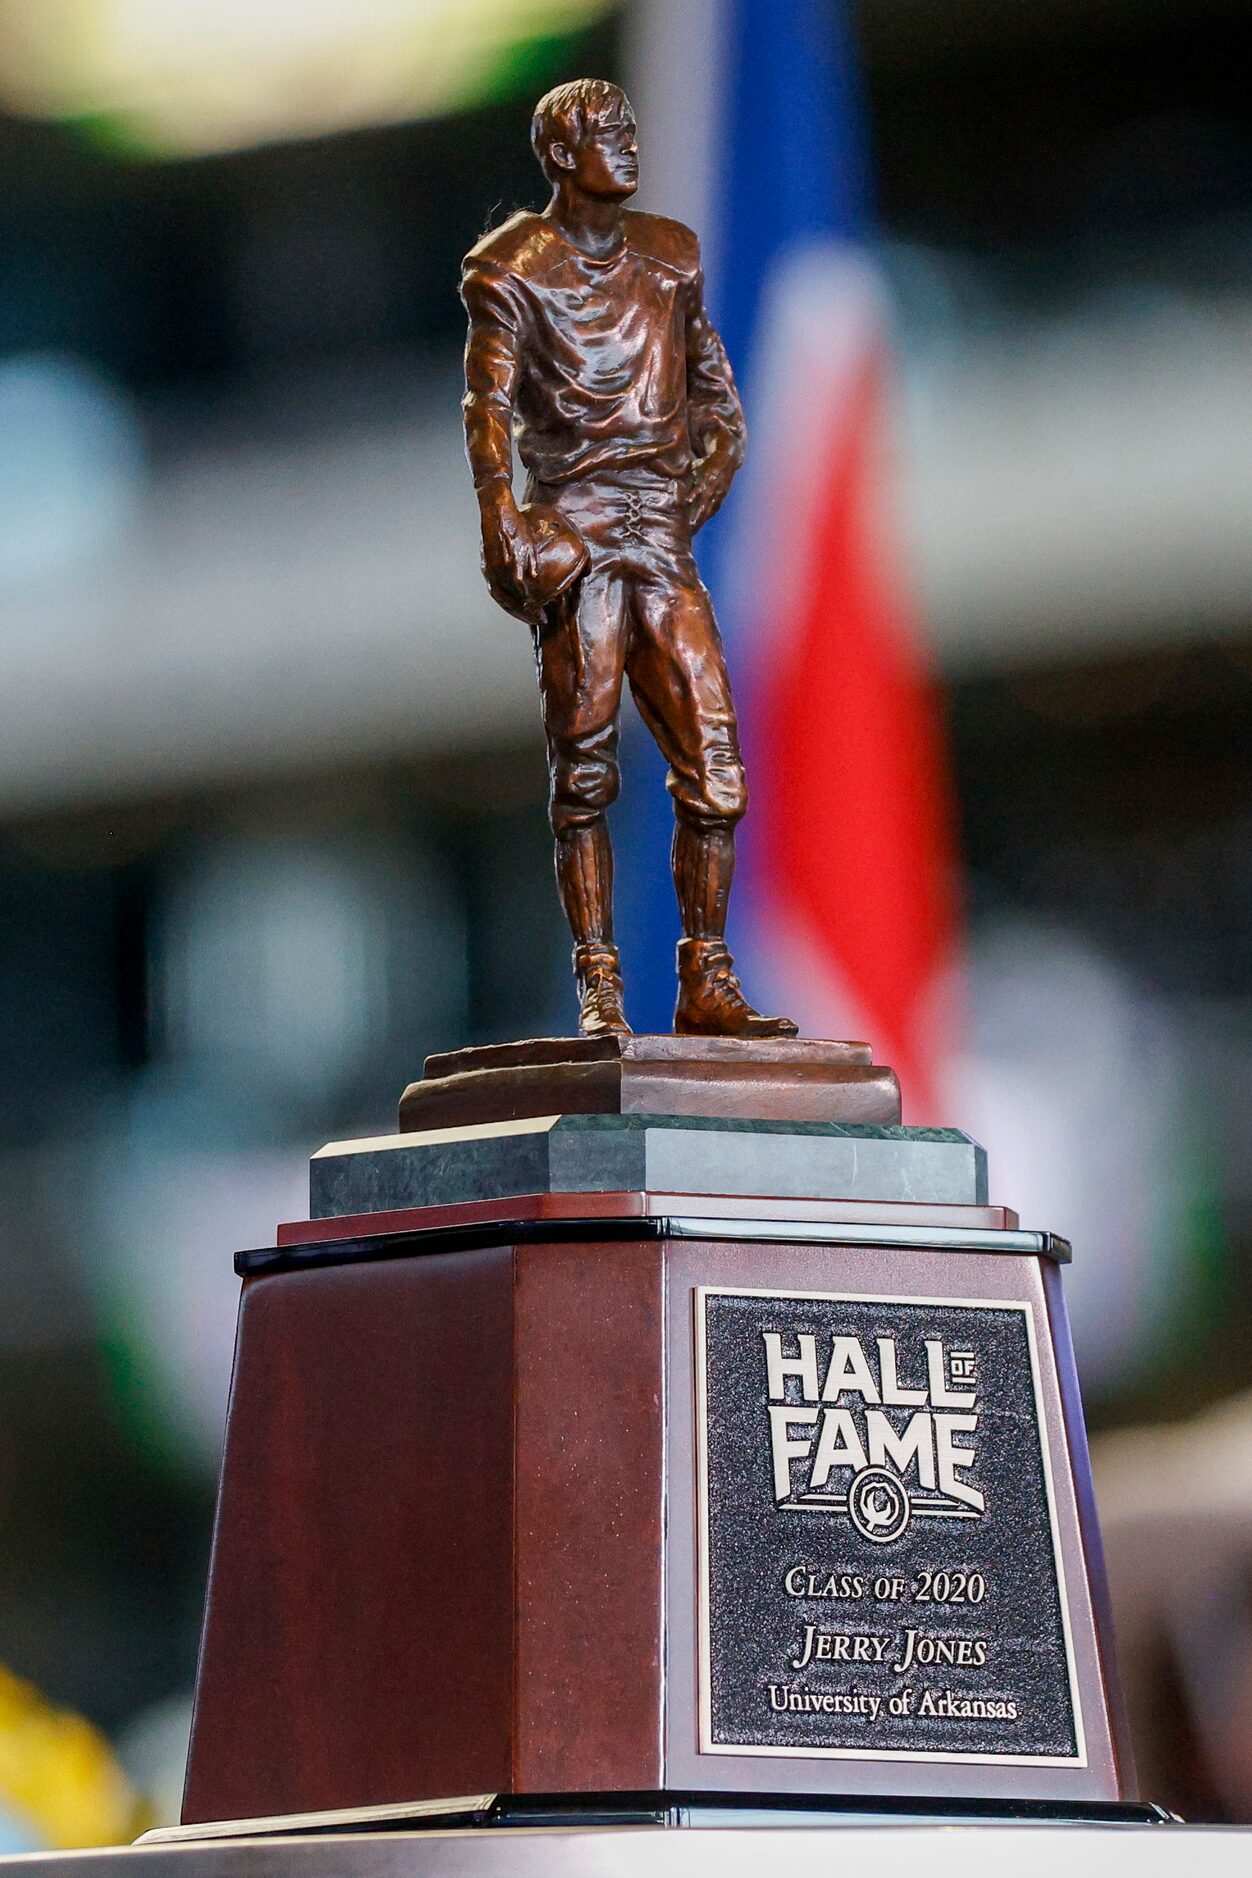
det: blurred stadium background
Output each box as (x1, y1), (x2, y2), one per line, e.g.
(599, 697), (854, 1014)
(2, 0), (1252, 1841)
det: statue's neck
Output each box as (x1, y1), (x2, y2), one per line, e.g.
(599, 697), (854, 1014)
(546, 187), (624, 261)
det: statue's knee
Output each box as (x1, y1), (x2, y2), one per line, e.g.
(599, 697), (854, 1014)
(550, 754), (621, 834)
(718, 771), (749, 826)
(699, 762), (748, 829)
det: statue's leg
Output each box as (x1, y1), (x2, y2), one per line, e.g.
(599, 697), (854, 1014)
(672, 819), (735, 942)
(536, 565), (633, 1033)
(629, 570), (797, 1038)
(556, 819), (614, 946)
(627, 574), (746, 941)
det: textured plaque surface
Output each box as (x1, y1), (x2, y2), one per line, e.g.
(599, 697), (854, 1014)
(697, 1287), (1083, 1766)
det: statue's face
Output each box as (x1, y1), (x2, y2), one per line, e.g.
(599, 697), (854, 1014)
(561, 107), (638, 199)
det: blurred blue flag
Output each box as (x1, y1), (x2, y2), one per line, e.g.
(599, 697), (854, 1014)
(616, 0), (960, 1120)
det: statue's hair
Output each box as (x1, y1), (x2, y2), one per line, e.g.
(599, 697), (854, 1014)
(531, 78), (631, 181)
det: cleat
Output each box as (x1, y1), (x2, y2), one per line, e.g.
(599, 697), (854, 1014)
(574, 942), (632, 1036)
(674, 938), (798, 1039)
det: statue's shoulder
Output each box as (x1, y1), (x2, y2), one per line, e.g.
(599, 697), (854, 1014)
(623, 211), (700, 275)
(463, 210), (564, 281)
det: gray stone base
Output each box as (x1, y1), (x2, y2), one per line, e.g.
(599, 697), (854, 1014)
(310, 1113), (987, 1220)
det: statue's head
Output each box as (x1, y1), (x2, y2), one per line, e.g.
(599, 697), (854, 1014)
(531, 78), (638, 201)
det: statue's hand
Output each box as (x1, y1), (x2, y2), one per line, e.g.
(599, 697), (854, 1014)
(479, 486), (590, 622)
(478, 483), (538, 618)
(688, 436), (738, 535)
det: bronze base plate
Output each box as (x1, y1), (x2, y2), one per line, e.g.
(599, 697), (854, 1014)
(399, 1034), (901, 1132)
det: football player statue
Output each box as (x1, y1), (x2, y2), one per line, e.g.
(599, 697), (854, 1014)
(461, 77), (797, 1041)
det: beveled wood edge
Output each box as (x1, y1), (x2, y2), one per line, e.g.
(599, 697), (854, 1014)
(278, 1191), (1019, 1247)
(1039, 1263), (1140, 1798)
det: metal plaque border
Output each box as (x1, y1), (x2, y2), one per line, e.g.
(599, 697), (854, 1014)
(693, 1283), (1087, 1767)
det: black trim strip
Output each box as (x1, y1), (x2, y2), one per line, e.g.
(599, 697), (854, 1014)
(489, 1789), (1176, 1829)
(237, 1216), (661, 1277)
(157, 1789), (1178, 1839)
(237, 1216), (1069, 1277)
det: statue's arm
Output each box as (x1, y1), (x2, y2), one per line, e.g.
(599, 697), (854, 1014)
(461, 260), (536, 611)
(686, 267), (747, 533)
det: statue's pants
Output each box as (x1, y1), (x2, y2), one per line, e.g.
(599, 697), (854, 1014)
(527, 470), (748, 839)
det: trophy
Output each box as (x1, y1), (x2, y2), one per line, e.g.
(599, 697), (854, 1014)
(8, 78), (1180, 1878)
(177, 79), (1144, 1834)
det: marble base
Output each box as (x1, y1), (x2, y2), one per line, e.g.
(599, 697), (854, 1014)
(310, 1113), (987, 1220)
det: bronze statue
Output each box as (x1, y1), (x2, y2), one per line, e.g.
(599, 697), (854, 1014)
(461, 77), (796, 1041)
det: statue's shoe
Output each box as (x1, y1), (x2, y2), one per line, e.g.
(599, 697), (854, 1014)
(673, 938), (798, 1039)
(574, 941), (632, 1037)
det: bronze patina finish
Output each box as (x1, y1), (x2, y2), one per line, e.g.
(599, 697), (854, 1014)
(398, 1034), (902, 1131)
(461, 78), (796, 1042)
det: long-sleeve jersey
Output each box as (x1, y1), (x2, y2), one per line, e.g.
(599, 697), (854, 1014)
(460, 207), (745, 492)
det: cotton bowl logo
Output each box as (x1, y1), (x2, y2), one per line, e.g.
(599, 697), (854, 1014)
(847, 1466), (911, 1544)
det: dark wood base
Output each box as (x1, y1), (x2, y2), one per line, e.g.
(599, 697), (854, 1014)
(184, 1191), (1134, 1824)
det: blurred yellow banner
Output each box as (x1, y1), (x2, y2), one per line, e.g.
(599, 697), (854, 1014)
(0, 0), (612, 155)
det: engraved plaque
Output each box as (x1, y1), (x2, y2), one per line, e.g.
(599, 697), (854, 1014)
(695, 1286), (1084, 1765)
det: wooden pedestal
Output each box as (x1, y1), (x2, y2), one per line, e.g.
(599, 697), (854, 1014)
(183, 1188), (1134, 1824)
